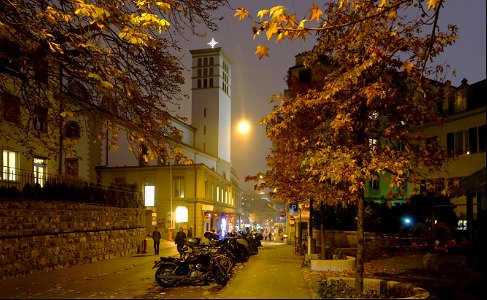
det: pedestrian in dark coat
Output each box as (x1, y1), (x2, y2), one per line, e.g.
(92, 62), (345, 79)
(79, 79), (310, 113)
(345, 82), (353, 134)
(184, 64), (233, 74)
(152, 227), (162, 255)
(174, 227), (187, 257)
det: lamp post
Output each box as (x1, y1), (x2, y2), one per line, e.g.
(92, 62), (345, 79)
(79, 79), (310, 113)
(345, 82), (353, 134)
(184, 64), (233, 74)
(267, 202), (279, 240)
(168, 163), (173, 241)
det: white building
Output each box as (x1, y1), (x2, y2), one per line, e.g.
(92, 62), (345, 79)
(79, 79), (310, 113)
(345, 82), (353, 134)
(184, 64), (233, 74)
(96, 46), (240, 239)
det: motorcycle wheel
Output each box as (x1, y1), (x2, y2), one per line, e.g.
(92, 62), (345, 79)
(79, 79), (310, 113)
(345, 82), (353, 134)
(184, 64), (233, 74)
(213, 266), (228, 286)
(155, 264), (178, 287)
(216, 254), (234, 274)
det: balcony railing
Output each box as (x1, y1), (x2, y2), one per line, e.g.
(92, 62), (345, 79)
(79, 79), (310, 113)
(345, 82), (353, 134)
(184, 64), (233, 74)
(0, 168), (142, 208)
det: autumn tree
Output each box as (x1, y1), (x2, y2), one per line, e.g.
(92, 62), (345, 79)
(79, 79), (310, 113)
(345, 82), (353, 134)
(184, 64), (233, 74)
(236, 0), (457, 296)
(0, 0), (225, 166)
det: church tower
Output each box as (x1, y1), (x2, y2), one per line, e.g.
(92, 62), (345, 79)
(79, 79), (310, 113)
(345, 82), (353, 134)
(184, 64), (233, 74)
(190, 42), (232, 165)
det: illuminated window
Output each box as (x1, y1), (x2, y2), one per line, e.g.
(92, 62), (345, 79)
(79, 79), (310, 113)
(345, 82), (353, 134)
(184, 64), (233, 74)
(457, 219), (467, 231)
(368, 138), (378, 153)
(33, 158), (46, 187)
(175, 206), (188, 222)
(2, 149), (18, 181)
(144, 185), (155, 207)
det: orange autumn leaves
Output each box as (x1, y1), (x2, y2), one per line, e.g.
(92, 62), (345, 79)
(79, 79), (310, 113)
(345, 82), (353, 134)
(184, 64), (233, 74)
(235, 0), (443, 60)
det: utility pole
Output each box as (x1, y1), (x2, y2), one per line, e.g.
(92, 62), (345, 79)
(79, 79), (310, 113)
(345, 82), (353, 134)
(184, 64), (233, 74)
(308, 197), (313, 254)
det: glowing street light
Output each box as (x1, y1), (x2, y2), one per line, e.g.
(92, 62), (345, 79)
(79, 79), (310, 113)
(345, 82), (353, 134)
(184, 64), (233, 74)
(237, 119), (250, 135)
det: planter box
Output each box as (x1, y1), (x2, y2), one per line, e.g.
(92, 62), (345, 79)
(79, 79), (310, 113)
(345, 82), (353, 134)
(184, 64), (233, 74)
(310, 256), (356, 271)
(325, 277), (429, 299)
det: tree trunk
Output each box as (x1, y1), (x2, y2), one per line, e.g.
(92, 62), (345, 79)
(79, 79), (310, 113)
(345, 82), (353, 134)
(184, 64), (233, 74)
(309, 197), (313, 250)
(320, 201), (326, 259)
(355, 192), (365, 296)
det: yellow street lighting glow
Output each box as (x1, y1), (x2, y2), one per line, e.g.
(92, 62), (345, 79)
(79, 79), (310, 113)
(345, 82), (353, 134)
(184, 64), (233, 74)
(237, 120), (250, 134)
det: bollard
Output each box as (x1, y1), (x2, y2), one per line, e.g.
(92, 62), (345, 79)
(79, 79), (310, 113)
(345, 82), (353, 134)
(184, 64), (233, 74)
(142, 238), (147, 254)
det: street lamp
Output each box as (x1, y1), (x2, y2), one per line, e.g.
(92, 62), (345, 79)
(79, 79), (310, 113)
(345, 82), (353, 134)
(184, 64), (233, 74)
(237, 119), (251, 135)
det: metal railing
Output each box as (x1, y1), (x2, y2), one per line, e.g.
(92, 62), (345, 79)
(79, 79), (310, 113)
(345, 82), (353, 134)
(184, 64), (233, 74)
(0, 168), (142, 208)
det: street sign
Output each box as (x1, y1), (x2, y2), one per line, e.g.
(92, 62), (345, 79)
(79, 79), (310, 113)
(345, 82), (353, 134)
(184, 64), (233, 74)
(289, 203), (299, 216)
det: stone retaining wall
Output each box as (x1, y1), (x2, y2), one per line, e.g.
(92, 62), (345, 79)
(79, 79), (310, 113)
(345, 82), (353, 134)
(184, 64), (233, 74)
(0, 201), (146, 280)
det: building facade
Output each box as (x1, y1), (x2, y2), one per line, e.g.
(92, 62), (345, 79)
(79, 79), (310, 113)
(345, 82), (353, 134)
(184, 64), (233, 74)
(418, 78), (486, 245)
(1, 26), (241, 240)
(96, 46), (239, 239)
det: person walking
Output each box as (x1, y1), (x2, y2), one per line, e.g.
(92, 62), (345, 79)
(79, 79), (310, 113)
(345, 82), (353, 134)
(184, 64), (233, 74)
(152, 227), (162, 255)
(174, 227), (187, 257)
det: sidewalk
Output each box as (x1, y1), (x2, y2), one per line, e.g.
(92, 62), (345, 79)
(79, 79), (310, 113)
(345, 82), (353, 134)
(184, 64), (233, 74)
(0, 239), (178, 299)
(0, 239), (315, 299)
(212, 240), (314, 299)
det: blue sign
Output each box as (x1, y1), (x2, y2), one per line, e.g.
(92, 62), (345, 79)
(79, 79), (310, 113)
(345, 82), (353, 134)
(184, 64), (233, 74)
(289, 203), (299, 216)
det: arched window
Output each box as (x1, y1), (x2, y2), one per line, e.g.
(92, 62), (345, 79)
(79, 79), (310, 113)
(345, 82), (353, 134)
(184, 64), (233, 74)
(203, 68), (208, 77)
(204, 57), (208, 66)
(203, 79), (207, 88)
(197, 69), (201, 77)
(209, 78), (213, 87)
(197, 79), (201, 88)
(198, 58), (202, 67)
(209, 68), (213, 76)
(209, 57), (214, 65)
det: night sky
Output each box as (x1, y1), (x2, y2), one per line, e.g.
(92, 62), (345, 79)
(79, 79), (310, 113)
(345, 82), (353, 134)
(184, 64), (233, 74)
(175, 0), (486, 192)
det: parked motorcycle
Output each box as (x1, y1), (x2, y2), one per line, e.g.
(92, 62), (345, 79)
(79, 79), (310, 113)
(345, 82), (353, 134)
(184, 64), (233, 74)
(152, 245), (229, 287)
(187, 239), (235, 275)
(222, 236), (251, 263)
(236, 231), (259, 255)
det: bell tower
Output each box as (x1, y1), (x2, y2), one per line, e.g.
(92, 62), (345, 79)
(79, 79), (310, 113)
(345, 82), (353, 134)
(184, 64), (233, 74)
(190, 41), (232, 164)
